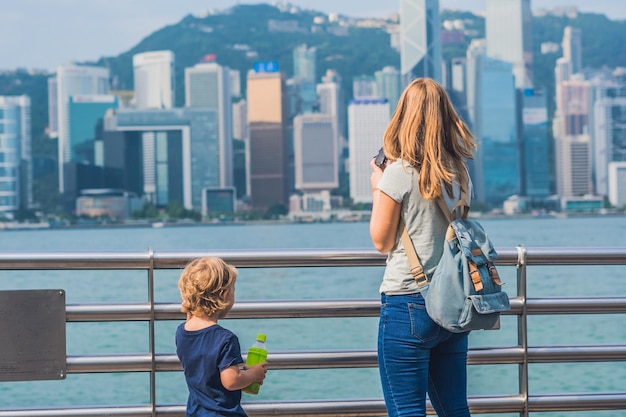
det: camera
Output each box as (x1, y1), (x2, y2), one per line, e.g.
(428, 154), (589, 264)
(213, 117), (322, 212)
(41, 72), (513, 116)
(374, 147), (388, 169)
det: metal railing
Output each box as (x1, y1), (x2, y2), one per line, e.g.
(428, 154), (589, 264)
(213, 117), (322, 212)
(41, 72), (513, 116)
(0, 247), (626, 416)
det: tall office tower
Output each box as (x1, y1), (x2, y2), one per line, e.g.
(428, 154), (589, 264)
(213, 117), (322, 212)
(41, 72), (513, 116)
(348, 99), (390, 204)
(562, 26), (582, 75)
(246, 67), (289, 210)
(353, 75), (378, 99)
(132, 50), (175, 109)
(292, 44), (317, 113)
(400, 0), (442, 84)
(232, 99), (249, 198)
(375, 66), (402, 116)
(230, 69), (242, 98)
(55, 64), (110, 192)
(293, 44), (316, 82)
(485, 0), (533, 89)
(47, 77), (58, 137)
(0, 95), (31, 215)
(185, 62), (234, 187)
(555, 134), (592, 197)
(521, 90), (551, 197)
(608, 162), (626, 208)
(317, 70), (346, 168)
(552, 78), (592, 197)
(293, 113), (338, 192)
(593, 83), (626, 196)
(466, 53), (520, 208)
(67, 95), (119, 166)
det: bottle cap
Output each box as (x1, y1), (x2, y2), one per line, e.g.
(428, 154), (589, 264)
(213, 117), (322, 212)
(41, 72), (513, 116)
(256, 333), (266, 342)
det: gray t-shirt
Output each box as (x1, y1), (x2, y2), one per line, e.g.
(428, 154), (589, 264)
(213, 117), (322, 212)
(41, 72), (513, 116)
(377, 159), (470, 295)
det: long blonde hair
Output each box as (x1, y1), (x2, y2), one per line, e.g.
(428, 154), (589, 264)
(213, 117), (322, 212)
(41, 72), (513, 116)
(383, 77), (476, 200)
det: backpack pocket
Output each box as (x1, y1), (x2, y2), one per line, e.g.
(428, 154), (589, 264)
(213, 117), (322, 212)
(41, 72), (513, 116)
(458, 292), (510, 331)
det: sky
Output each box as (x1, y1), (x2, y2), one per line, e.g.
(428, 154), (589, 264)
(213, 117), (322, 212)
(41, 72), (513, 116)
(1, 0), (625, 71)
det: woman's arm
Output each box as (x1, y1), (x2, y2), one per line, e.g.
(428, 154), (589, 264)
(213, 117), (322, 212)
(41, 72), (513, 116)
(369, 159), (401, 254)
(220, 362), (267, 391)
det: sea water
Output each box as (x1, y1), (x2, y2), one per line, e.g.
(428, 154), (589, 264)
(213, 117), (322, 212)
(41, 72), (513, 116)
(0, 216), (625, 417)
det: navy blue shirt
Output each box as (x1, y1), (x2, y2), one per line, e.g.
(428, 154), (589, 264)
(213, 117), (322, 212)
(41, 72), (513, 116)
(175, 323), (247, 417)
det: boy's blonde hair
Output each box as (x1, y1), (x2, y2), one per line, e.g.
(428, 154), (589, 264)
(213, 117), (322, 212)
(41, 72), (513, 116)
(383, 77), (477, 200)
(178, 257), (238, 317)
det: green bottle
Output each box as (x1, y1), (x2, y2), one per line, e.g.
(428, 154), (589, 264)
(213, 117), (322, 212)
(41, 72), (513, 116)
(243, 333), (267, 395)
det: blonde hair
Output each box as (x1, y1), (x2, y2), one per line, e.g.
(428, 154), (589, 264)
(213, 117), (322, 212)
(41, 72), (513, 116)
(383, 77), (476, 200)
(178, 257), (238, 317)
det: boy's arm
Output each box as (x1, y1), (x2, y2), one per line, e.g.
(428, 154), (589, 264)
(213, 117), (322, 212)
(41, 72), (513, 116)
(220, 362), (267, 391)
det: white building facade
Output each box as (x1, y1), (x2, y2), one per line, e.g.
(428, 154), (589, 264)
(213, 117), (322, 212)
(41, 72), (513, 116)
(132, 50), (175, 109)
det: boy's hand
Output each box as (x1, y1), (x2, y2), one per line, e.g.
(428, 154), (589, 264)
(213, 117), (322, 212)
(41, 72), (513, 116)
(245, 361), (268, 384)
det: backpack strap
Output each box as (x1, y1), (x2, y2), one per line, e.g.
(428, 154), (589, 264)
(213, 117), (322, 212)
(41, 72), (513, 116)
(400, 169), (470, 289)
(400, 220), (428, 288)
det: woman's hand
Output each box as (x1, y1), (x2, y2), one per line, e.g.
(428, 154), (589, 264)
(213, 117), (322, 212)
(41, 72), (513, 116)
(370, 158), (384, 192)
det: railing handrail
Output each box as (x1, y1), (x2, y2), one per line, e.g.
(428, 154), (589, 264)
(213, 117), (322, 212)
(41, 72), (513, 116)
(1, 247), (626, 417)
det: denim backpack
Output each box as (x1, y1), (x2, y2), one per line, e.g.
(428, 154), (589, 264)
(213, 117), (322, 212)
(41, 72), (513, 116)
(400, 172), (510, 333)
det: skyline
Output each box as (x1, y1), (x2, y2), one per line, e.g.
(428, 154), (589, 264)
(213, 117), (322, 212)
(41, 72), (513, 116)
(1, 0), (625, 71)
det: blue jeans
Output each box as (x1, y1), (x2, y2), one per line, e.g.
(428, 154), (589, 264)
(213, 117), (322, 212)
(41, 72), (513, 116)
(378, 293), (471, 417)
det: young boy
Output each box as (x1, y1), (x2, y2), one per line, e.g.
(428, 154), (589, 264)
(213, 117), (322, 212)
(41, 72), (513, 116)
(175, 257), (267, 417)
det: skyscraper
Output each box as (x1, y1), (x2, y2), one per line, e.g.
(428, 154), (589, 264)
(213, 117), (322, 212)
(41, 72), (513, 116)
(348, 99), (390, 204)
(0, 95), (31, 215)
(246, 66), (289, 210)
(293, 113), (338, 192)
(317, 72), (345, 170)
(132, 50), (175, 109)
(400, 0), (442, 84)
(485, 0), (533, 89)
(292, 44), (317, 113)
(185, 62), (234, 187)
(562, 26), (582, 75)
(375, 66), (402, 115)
(467, 53), (520, 207)
(521, 90), (551, 197)
(55, 64), (110, 192)
(593, 83), (626, 196)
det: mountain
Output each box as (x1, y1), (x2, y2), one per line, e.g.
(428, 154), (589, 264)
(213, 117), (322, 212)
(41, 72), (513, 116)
(2, 4), (626, 149)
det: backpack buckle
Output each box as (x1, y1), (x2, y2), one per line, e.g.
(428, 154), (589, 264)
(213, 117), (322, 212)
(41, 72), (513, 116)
(411, 266), (428, 288)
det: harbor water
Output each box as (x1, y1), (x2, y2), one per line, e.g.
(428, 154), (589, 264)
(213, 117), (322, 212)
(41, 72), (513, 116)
(0, 216), (625, 417)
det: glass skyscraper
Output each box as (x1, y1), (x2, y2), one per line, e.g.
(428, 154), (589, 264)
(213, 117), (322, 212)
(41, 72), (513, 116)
(0, 95), (31, 215)
(486, 0), (533, 89)
(468, 55), (520, 208)
(400, 0), (442, 84)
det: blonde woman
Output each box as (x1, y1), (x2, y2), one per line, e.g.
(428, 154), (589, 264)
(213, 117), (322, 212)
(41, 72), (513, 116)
(369, 77), (476, 417)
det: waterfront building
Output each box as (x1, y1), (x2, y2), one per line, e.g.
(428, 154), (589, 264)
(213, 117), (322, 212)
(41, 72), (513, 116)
(101, 107), (222, 211)
(54, 64), (110, 192)
(185, 62), (234, 188)
(555, 134), (592, 197)
(132, 51), (175, 109)
(593, 84), (626, 196)
(202, 187), (237, 215)
(246, 66), (289, 210)
(75, 188), (143, 219)
(0, 95), (31, 215)
(485, 0), (533, 89)
(375, 66), (402, 116)
(521, 90), (551, 198)
(400, 0), (442, 84)
(466, 50), (520, 208)
(317, 70), (346, 169)
(608, 162), (626, 208)
(293, 113), (338, 193)
(348, 98), (390, 204)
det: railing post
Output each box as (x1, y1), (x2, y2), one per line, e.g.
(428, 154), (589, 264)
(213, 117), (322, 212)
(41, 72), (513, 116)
(517, 245), (529, 417)
(148, 247), (156, 417)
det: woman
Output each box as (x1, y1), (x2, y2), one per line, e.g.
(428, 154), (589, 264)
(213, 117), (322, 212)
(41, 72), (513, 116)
(369, 77), (477, 417)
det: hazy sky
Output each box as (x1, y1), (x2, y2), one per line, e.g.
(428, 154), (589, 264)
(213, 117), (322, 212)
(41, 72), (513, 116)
(1, 0), (624, 71)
